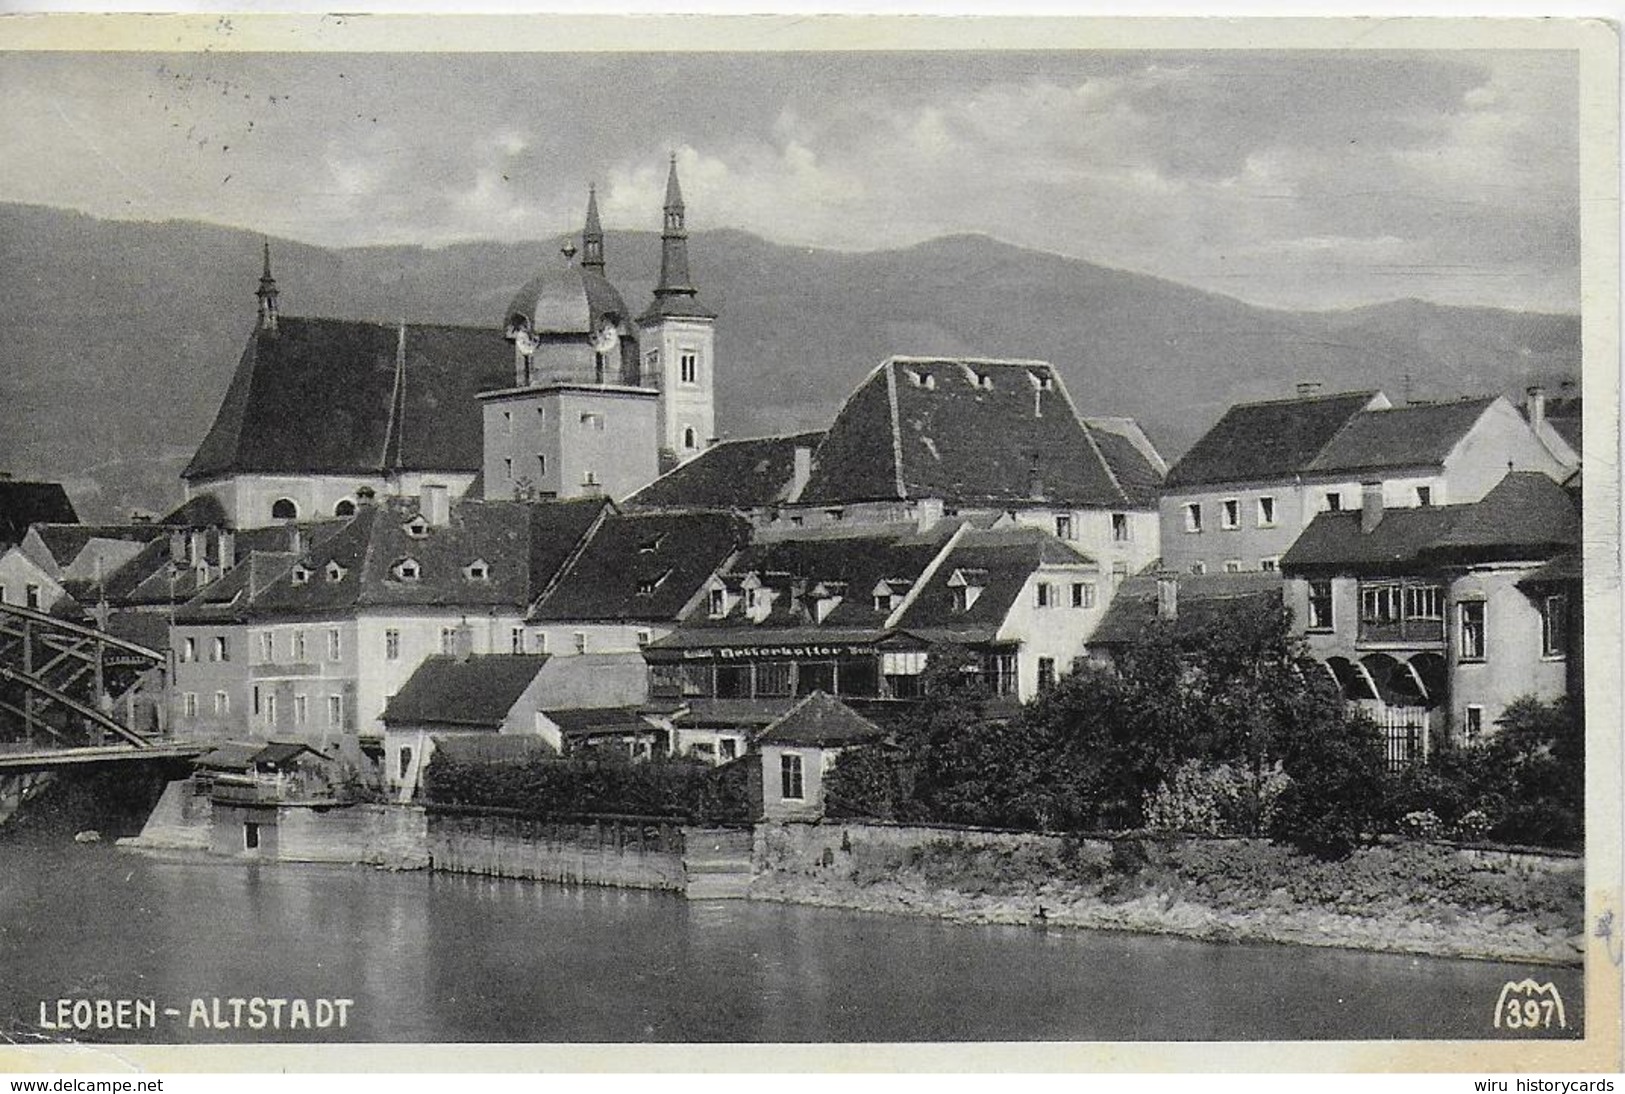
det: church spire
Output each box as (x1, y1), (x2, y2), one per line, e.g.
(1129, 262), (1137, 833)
(654, 154), (695, 298)
(255, 240), (279, 334)
(581, 184), (605, 272)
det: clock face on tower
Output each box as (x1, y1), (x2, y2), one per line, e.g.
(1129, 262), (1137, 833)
(589, 322), (620, 355)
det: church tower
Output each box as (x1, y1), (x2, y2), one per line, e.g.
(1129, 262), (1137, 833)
(637, 155), (717, 468)
(482, 189), (658, 503)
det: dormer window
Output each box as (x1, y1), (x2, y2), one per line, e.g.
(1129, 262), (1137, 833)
(392, 558), (421, 583)
(708, 587), (727, 619)
(906, 367), (936, 390)
(290, 564), (312, 586)
(403, 515), (430, 539)
(961, 364), (993, 390)
(325, 561), (347, 583)
(947, 568), (986, 613)
(1027, 369), (1054, 392)
(639, 534), (667, 555)
(637, 569), (672, 596)
(873, 591), (892, 613)
(463, 559), (490, 582)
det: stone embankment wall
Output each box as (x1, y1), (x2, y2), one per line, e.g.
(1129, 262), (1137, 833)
(750, 819), (1585, 967)
(425, 811), (689, 891)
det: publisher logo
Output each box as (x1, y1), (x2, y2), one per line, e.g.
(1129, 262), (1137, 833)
(1493, 979), (1567, 1031)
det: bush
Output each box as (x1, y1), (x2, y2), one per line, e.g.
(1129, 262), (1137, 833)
(1270, 711), (1392, 859)
(1144, 759), (1290, 836)
(824, 745), (914, 820)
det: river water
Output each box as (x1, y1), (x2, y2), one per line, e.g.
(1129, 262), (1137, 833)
(0, 844), (1582, 1043)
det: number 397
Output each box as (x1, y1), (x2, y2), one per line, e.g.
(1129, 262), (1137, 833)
(1493, 981), (1567, 1031)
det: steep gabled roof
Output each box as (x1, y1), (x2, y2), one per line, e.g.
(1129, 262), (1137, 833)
(1083, 419), (1166, 506)
(184, 317), (511, 481)
(528, 510), (747, 623)
(896, 526), (1093, 641)
(0, 481), (77, 544)
(1303, 396), (1498, 475)
(623, 431), (825, 511)
(382, 654), (549, 728)
(1281, 472), (1578, 572)
(31, 523), (168, 571)
(799, 357), (1149, 509)
(1089, 571), (1284, 647)
(99, 520), (345, 607)
(1163, 390), (1381, 489)
(757, 692), (886, 748)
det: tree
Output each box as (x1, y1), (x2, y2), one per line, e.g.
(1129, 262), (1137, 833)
(1487, 696), (1584, 848)
(1269, 708), (1391, 859)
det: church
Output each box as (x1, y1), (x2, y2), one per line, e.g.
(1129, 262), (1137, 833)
(181, 157), (717, 530)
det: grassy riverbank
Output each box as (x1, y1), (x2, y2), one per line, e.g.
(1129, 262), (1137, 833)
(749, 831), (1584, 966)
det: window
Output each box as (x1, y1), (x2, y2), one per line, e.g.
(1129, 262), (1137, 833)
(293, 630), (307, 662)
(398, 747), (413, 781)
(403, 516), (429, 539)
(260, 632), (275, 662)
(294, 694), (308, 725)
(252, 686), (260, 716)
(1223, 560), (1243, 573)
(1111, 513), (1130, 542)
(1260, 557), (1279, 572)
(392, 558), (421, 582)
(1404, 585), (1444, 621)
(1055, 515), (1073, 540)
(440, 627), (457, 655)
(1324, 491), (1343, 512)
(214, 691), (229, 716)
(536, 454), (547, 479)
(1112, 562), (1128, 585)
(464, 560), (490, 582)
(1034, 582), (1053, 608)
(271, 498), (298, 520)
(264, 693), (276, 726)
(680, 351), (698, 384)
(25, 585), (40, 610)
(244, 822), (260, 851)
(780, 753), (804, 801)
(533, 632), (549, 654)
(720, 739), (737, 761)
(503, 457), (513, 481)
(1257, 496), (1277, 527)
(181, 637), (196, 663)
(213, 636), (229, 662)
(325, 561), (346, 583)
(580, 412), (604, 431)
(183, 692), (198, 719)
(1361, 584), (1401, 625)
(1221, 499), (1241, 529)
(1416, 486), (1433, 507)
(1464, 705), (1484, 742)
(334, 499), (356, 517)
(1184, 503), (1203, 533)
(584, 471), (599, 487)
(385, 629), (401, 660)
(1072, 582), (1096, 609)
(1190, 561), (1207, 575)
(683, 426), (697, 450)
(327, 628), (341, 661)
(511, 627), (525, 654)
(573, 631), (587, 654)
(1307, 580), (1334, 630)
(756, 662), (793, 697)
(1541, 595), (1568, 658)
(291, 565), (311, 586)
(1037, 657), (1057, 693)
(873, 592), (893, 613)
(1459, 601), (1486, 661)
(328, 695), (343, 728)
(708, 588), (727, 618)
(636, 629), (652, 648)
(503, 409), (513, 434)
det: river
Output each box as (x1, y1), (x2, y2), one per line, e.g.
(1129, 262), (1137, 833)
(0, 844), (1583, 1043)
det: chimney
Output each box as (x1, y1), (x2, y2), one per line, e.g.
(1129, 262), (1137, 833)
(1156, 573), (1178, 622)
(787, 445), (812, 504)
(287, 523), (302, 556)
(1360, 481), (1384, 534)
(1526, 386), (1547, 433)
(1296, 381), (1322, 398)
(423, 483), (450, 526)
(454, 620), (474, 662)
(189, 530), (207, 568)
(218, 528), (236, 571)
(168, 529), (187, 563)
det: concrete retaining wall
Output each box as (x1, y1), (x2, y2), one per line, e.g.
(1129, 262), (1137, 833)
(426, 812), (689, 891)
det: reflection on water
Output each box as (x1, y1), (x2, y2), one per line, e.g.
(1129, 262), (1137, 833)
(0, 844), (1583, 1043)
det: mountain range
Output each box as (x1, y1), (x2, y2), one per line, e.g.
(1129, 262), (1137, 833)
(0, 202), (1580, 523)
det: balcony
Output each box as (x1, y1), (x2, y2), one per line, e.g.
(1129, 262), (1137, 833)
(1357, 617), (1445, 645)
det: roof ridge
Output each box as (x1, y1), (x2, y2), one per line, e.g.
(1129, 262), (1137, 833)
(884, 360), (906, 500)
(1230, 388), (1382, 410)
(885, 354), (1053, 369)
(278, 313), (504, 335)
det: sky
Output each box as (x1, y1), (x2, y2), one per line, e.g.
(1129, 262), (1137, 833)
(0, 48), (1579, 311)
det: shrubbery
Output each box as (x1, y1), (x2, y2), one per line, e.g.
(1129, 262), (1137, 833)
(421, 748), (753, 825)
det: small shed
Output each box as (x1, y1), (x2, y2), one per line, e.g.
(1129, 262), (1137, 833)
(754, 691), (887, 821)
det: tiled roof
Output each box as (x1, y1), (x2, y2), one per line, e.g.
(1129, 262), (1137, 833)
(799, 357), (1150, 509)
(528, 510), (747, 623)
(430, 734), (556, 763)
(1303, 396), (1497, 475)
(172, 551), (296, 624)
(543, 707), (653, 737)
(623, 431), (825, 511)
(382, 654), (550, 728)
(1281, 472), (1577, 571)
(247, 495), (605, 615)
(757, 692), (887, 748)
(0, 481), (77, 544)
(160, 494), (230, 527)
(685, 525), (952, 632)
(1084, 420), (1165, 506)
(1548, 416), (1582, 453)
(896, 526), (1092, 638)
(673, 697), (800, 728)
(1163, 390), (1380, 489)
(1520, 549), (1582, 586)
(97, 521), (345, 607)
(193, 741), (263, 771)
(31, 524), (168, 571)
(184, 317), (511, 481)
(1089, 571), (1284, 647)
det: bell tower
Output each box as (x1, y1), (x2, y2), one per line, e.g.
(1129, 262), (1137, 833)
(638, 155), (717, 467)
